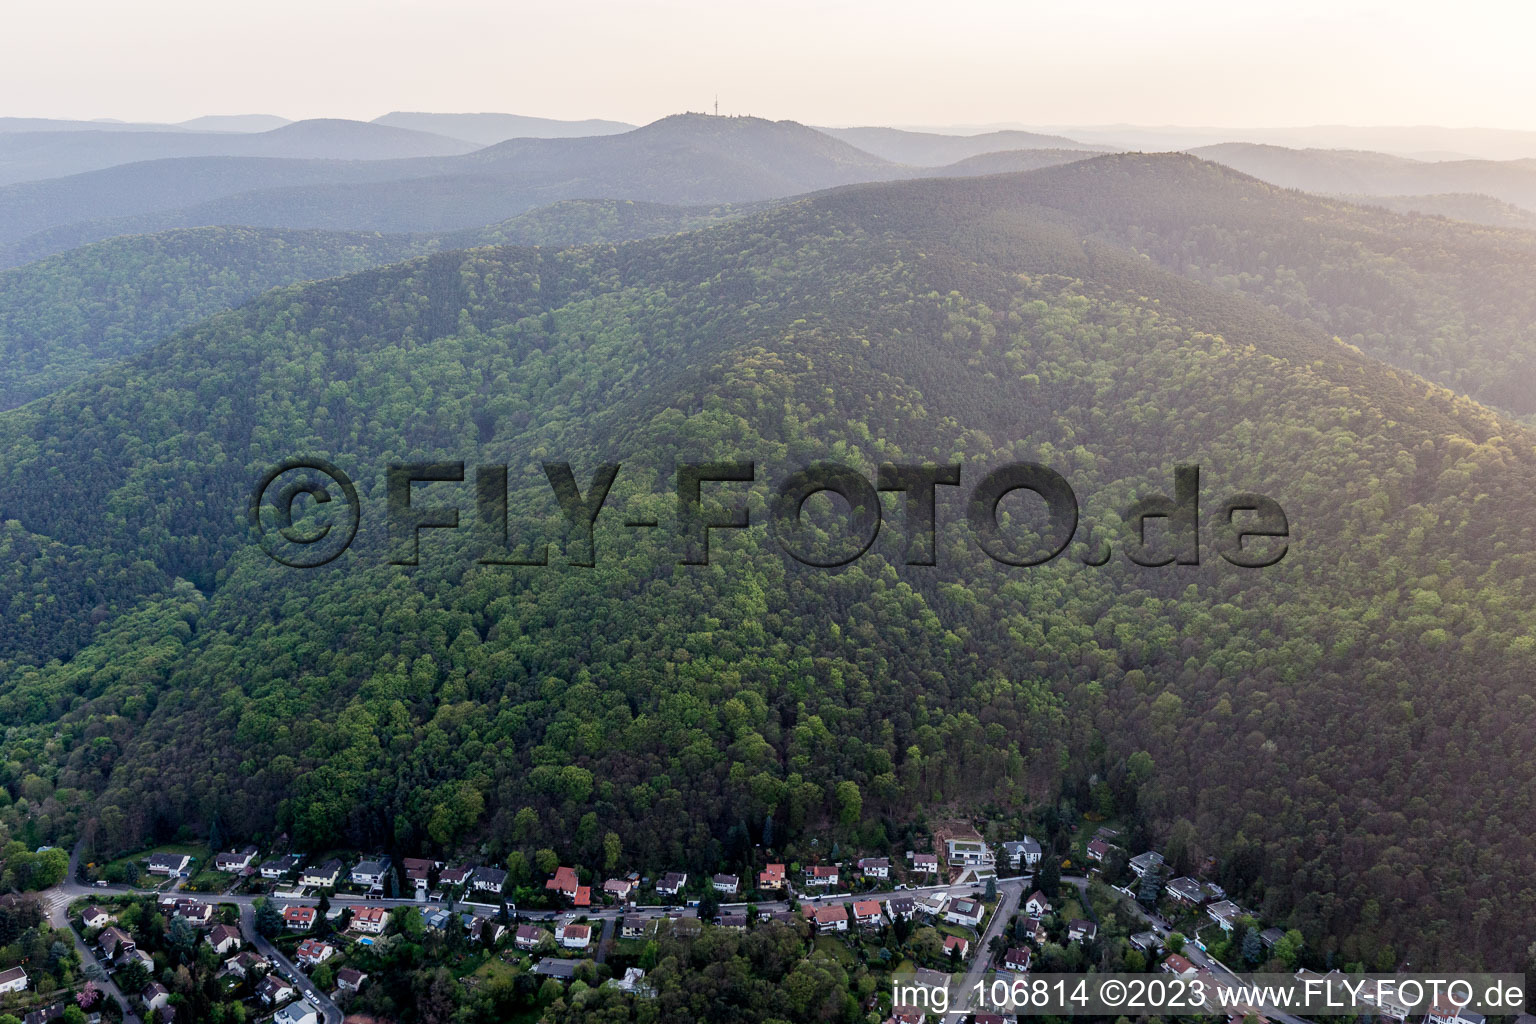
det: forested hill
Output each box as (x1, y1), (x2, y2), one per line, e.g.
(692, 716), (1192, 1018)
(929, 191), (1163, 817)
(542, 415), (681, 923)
(0, 200), (747, 409)
(985, 154), (1536, 418)
(2, 156), (1536, 971)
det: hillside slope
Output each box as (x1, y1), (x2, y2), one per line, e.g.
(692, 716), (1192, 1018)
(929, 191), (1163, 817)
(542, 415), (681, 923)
(0, 200), (751, 409)
(0, 159), (1533, 970)
(993, 154), (1536, 417)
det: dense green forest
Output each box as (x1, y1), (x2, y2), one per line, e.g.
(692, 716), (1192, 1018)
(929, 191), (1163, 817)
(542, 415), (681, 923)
(2, 155), (1536, 977)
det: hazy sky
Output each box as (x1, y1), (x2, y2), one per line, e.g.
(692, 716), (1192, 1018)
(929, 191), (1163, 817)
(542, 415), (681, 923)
(5, 0), (1532, 129)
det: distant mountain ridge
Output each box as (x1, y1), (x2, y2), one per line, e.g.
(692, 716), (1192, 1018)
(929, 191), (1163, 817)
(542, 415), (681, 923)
(373, 111), (634, 144)
(0, 117), (482, 186)
(821, 125), (1107, 164)
(0, 114), (903, 262)
(1191, 142), (1536, 211)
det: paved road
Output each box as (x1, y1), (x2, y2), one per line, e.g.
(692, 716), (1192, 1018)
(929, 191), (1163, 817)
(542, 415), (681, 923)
(44, 843), (142, 1024)
(239, 903), (342, 1024)
(942, 880), (1022, 1023)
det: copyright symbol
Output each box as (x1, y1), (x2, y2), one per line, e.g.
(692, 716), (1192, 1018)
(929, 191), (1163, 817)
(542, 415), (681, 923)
(1102, 979), (1126, 1007)
(248, 458), (359, 567)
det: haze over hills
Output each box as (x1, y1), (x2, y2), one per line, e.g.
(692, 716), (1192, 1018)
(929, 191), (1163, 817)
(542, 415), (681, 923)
(373, 111), (635, 144)
(176, 114), (293, 132)
(0, 114), (904, 262)
(2, 156), (1535, 972)
(1191, 142), (1536, 211)
(0, 117), (484, 186)
(920, 123), (1536, 161)
(819, 125), (1106, 164)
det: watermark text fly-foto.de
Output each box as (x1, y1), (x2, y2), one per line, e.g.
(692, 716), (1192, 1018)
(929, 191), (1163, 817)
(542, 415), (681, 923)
(250, 458), (1289, 570)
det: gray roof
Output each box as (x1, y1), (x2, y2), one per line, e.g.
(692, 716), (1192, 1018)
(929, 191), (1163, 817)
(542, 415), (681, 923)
(533, 958), (581, 979)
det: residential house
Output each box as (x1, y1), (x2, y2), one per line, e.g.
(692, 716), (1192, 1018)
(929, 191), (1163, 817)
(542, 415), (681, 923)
(758, 863), (786, 890)
(206, 924), (242, 954)
(143, 982), (170, 1012)
(1259, 927), (1286, 949)
(349, 905), (388, 935)
(1003, 947), (1032, 973)
(945, 898), (985, 928)
(515, 924), (545, 950)
(1023, 918), (1048, 945)
(1001, 838), (1042, 869)
(273, 1003), (318, 1024)
(261, 854), (304, 879)
(1164, 877), (1207, 905)
(438, 864), (472, 888)
(620, 916), (648, 939)
(857, 857), (891, 879)
(532, 959), (580, 980)
(223, 951), (268, 978)
(468, 865), (508, 895)
(424, 908), (452, 931)
(1161, 953), (1197, 977)
(283, 905), (316, 931)
(716, 913), (748, 930)
(911, 853), (939, 875)
(852, 900), (883, 927)
(886, 896), (916, 919)
(336, 967), (368, 993)
(402, 857), (435, 892)
(572, 886), (591, 908)
(1068, 919), (1097, 943)
(1206, 900), (1244, 932)
(946, 837), (990, 866)
(0, 967), (27, 995)
(944, 934), (969, 958)
(147, 853), (192, 876)
(258, 974), (296, 1005)
(1023, 891), (1052, 918)
(1128, 851), (1165, 878)
(547, 866), (580, 899)
(712, 873), (739, 895)
(295, 938), (335, 966)
(1426, 1006), (1487, 1024)
(805, 865), (838, 887)
(812, 904), (849, 932)
(80, 906), (110, 929)
(1086, 839), (1111, 862)
(917, 891), (950, 917)
(557, 923), (592, 949)
(98, 926), (136, 961)
(214, 846), (259, 873)
(614, 967), (652, 995)
(464, 915), (505, 945)
(656, 872), (688, 897)
(889, 1007), (928, 1024)
(1130, 931), (1163, 952)
(166, 897), (212, 927)
(300, 860), (342, 888)
(603, 878), (634, 900)
(351, 856), (391, 888)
